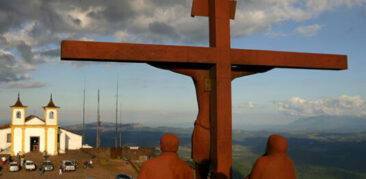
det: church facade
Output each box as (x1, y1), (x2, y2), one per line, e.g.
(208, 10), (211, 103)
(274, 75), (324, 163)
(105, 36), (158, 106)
(0, 94), (82, 156)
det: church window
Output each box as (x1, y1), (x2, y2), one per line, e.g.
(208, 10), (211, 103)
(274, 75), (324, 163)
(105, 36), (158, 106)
(16, 111), (21, 119)
(7, 133), (11, 143)
(49, 111), (54, 119)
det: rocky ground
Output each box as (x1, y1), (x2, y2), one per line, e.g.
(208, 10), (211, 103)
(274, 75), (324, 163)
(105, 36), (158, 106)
(0, 149), (138, 179)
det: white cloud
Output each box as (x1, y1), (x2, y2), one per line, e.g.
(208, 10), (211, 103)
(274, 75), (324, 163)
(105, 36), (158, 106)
(2, 81), (46, 88)
(1, 0), (365, 87)
(295, 24), (322, 36)
(248, 101), (255, 108)
(233, 101), (255, 114)
(274, 95), (366, 117)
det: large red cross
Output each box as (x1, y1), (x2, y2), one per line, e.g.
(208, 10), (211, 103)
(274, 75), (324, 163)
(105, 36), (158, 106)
(61, 0), (347, 178)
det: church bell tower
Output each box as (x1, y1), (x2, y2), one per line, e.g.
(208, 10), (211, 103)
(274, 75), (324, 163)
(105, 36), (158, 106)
(44, 94), (59, 126)
(11, 93), (26, 125)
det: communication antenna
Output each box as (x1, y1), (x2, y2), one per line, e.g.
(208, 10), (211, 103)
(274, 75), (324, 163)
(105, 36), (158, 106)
(82, 78), (86, 146)
(96, 89), (100, 148)
(115, 78), (119, 148)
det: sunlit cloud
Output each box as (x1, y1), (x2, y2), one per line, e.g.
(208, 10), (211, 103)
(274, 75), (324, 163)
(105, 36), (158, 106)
(274, 95), (366, 117)
(295, 24), (322, 36)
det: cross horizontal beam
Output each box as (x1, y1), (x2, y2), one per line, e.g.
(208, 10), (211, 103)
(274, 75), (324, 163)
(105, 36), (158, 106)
(61, 40), (216, 64)
(61, 40), (347, 70)
(230, 49), (347, 70)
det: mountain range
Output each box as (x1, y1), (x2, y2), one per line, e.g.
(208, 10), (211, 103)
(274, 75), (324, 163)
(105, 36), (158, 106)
(284, 115), (366, 132)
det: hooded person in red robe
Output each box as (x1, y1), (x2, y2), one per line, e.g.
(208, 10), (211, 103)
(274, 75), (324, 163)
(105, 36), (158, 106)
(138, 134), (193, 179)
(246, 134), (296, 179)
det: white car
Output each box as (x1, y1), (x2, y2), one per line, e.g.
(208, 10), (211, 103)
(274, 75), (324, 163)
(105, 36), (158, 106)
(25, 160), (36, 171)
(9, 161), (19, 172)
(61, 160), (76, 172)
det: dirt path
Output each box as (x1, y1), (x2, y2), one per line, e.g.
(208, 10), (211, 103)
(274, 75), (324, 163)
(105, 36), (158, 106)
(0, 150), (138, 179)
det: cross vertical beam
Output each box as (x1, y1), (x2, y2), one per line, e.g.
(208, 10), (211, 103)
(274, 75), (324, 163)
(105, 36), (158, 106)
(209, 0), (233, 177)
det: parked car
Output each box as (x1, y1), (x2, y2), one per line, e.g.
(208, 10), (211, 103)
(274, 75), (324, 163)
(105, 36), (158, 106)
(116, 173), (134, 179)
(42, 160), (54, 171)
(25, 160), (36, 171)
(61, 160), (76, 172)
(9, 162), (19, 172)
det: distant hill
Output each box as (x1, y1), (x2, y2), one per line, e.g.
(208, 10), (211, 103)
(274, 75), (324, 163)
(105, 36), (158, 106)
(285, 116), (366, 132)
(66, 122), (145, 132)
(63, 122), (193, 148)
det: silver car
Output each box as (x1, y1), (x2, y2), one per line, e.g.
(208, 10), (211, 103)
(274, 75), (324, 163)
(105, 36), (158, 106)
(61, 160), (75, 172)
(9, 161), (19, 172)
(25, 160), (36, 171)
(42, 160), (54, 171)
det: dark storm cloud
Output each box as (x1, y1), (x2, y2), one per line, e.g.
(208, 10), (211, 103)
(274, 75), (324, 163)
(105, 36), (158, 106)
(149, 22), (180, 41)
(0, 0), (135, 35)
(16, 42), (34, 62)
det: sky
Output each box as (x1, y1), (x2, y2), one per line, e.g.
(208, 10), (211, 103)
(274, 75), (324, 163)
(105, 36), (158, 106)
(0, 0), (366, 128)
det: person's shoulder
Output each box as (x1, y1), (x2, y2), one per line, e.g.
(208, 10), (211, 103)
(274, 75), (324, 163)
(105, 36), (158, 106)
(141, 156), (160, 167)
(175, 158), (191, 168)
(252, 156), (269, 170)
(255, 156), (268, 164)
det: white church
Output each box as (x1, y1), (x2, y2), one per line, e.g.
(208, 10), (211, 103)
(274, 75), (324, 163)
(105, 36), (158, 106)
(0, 94), (83, 156)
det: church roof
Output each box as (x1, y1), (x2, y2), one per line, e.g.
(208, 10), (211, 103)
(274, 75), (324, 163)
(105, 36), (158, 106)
(43, 94), (59, 108)
(59, 127), (82, 136)
(0, 124), (10, 129)
(10, 93), (26, 108)
(25, 115), (45, 122)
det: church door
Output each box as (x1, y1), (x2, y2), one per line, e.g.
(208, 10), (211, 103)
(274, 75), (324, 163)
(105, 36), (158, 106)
(30, 136), (39, 152)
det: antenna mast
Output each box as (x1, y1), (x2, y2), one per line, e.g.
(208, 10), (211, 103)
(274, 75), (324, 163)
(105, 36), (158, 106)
(119, 103), (122, 147)
(115, 79), (119, 148)
(82, 79), (86, 146)
(96, 89), (100, 149)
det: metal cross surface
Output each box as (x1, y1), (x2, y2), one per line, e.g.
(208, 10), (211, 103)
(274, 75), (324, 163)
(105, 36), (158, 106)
(61, 0), (347, 178)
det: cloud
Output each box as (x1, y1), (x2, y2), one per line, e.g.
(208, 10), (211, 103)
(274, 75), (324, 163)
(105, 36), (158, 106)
(148, 22), (180, 42)
(295, 24), (322, 36)
(0, 48), (48, 88)
(233, 101), (255, 114)
(1, 0), (365, 45)
(38, 48), (59, 57)
(274, 95), (366, 117)
(248, 101), (255, 108)
(0, 49), (36, 82)
(0, 0), (365, 86)
(2, 81), (46, 88)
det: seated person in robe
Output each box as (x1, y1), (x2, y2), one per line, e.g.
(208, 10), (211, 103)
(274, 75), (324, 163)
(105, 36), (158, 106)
(246, 134), (296, 179)
(138, 134), (193, 179)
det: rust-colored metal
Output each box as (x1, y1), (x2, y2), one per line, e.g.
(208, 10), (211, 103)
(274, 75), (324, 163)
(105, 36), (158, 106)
(61, 41), (347, 70)
(246, 135), (296, 179)
(192, 0), (237, 19)
(138, 134), (193, 179)
(60, 0), (347, 178)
